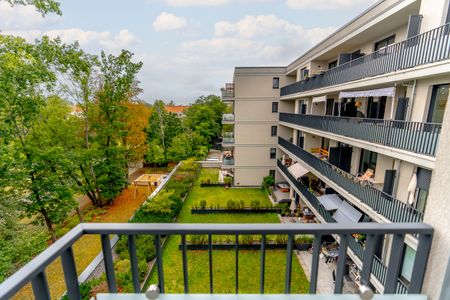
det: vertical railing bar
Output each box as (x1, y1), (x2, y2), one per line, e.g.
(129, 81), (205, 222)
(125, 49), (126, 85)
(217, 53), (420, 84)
(61, 246), (81, 299)
(360, 234), (377, 285)
(155, 234), (165, 293)
(260, 234), (266, 294)
(127, 235), (140, 293)
(208, 234), (213, 294)
(31, 272), (51, 300)
(181, 234), (189, 293)
(384, 234), (405, 293)
(235, 233), (239, 294)
(284, 234), (294, 294)
(309, 234), (322, 294)
(101, 234), (117, 293)
(334, 234), (348, 294)
(409, 233), (433, 293)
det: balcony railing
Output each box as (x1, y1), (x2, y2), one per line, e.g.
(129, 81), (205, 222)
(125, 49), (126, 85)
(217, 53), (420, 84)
(281, 23), (450, 96)
(278, 137), (424, 222)
(0, 223), (433, 299)
(280, 113), (441, 156)
(277, 160), (417, 293)
(222, 113), (235, 122)
(223, 158), (235, 165)
(221, 83), (235, 98)
(222, 138), (235, 144)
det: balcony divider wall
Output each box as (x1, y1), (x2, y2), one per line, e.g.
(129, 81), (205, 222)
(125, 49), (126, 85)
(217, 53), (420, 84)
(280, 113), (441, 157)
(278, 137), (424, 222)
(281, 23), (450, 97)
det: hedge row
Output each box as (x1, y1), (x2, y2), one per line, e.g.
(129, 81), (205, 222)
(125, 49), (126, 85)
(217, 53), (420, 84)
(81, 159), (199, 296)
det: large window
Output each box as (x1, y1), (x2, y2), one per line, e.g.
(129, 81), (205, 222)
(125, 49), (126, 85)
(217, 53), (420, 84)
(272, 77), (280, 89)
(269, 170), (276, 178)
(359, 149), (378, 174)
(427, 84), (449, 123)
(415, 168), (432, 213)
(270, 148), (276, 159)
(300, 67), (309, 80)
(271, 125), (278, 136)
(374, 35), (395, 51)
(400, 245), (416, 283)
(328, 60), (338, 70)
(272, 102), (279, 113)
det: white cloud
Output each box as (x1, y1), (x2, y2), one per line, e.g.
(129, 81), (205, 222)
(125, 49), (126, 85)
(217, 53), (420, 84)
(0, 1), (60, 30)
(286, 0), (374, 10)
(3, 28), (141, 53)
(135, 14), (336, 103)
(166, 0), (230, 6)
(153, 12), (187, 31)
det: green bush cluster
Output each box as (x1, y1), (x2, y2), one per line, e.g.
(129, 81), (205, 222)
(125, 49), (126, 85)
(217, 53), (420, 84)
(226, 199), (245, 209)
(250, 200), (261, 209)
(112, 161), (199, 291)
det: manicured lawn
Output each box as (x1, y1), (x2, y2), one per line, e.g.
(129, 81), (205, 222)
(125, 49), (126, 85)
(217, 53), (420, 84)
(198, 168), (220, 183)
(149, 168), (309, 293)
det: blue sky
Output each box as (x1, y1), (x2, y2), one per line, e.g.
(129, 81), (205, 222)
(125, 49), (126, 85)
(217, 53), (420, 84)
(0, 0), (378, 104)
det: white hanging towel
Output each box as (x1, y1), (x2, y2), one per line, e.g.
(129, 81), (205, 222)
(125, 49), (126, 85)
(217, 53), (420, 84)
(407, 173), (417, 205)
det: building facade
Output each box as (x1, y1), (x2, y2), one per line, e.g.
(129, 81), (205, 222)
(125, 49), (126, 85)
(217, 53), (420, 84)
(221, 0), (450, 298)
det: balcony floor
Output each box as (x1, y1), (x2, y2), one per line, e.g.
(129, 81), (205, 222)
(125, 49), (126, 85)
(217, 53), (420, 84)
(97, 294), (427, 300)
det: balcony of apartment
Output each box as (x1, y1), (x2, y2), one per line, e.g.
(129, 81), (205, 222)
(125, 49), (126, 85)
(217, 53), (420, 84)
(222, 150), (235, 168)
(221, 83), (235, 100)
(222, 113), (235, 124)
(281, 23), (450, 98)
(279, 113), (442, 158)
(278, 137), (424, 223)
(0, 222), (436, 300)
(222, 132), (235, 145)
(276, 159), (412, 293)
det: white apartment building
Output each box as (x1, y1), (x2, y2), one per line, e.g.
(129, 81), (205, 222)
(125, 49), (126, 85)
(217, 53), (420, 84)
(220, 0), (450, 298)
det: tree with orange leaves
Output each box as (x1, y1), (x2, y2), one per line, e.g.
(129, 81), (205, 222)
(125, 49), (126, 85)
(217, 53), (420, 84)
(122, 101), (152, 170)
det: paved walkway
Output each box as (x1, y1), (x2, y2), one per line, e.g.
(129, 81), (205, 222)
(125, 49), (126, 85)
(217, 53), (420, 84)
(295, 250), (335, 294)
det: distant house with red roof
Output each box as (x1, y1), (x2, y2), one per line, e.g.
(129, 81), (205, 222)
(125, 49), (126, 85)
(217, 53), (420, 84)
(165, 105), (189, 117)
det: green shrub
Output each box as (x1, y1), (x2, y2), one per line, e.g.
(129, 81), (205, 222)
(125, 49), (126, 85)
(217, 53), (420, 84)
(250, 200), (261, 210)
(275, 235), (288, 245)
(226, 200), (238, 209)
(240, 235), (253, 245)
(239, 200), (245, 209)
(179, 158), (199, 172)
(224, 176), (232, 186)
(261, 175), (275, 190)
(190, 235), (208, 245)
(199, 200), (207, 209)
(295, 235), (314, 244)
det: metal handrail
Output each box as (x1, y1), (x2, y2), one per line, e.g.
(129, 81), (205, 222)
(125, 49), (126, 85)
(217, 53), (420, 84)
(281, 23), (450, 96)
(279, 113), (441, 156)
(278, 137), (424, 222)
(0, 222), (433, 299)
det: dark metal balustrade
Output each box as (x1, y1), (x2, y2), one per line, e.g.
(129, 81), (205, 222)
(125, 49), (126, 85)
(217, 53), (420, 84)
(276, 160), (420, 293)
(0, 222), (433, 299)
(281, 23), (450, 96)
(278, 137), (424, 222)
(280, 113), (441, 157)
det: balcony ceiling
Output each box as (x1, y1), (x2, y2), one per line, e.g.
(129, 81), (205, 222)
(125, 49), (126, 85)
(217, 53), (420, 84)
(300, 1), (421, 64)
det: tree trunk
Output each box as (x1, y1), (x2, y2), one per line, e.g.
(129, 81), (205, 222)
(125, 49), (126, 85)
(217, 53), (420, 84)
(76, 206), (84, 223)
(41, 208), (56, 243)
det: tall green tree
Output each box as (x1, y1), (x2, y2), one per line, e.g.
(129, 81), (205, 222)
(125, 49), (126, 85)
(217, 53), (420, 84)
(4, 0), (61, 15)
(0, 35), (77, 241)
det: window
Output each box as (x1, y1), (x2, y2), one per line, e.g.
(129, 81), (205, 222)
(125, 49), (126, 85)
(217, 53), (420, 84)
(300, 67), (309, 80)
(359, 149), (378, 174)
(400, 246), (416, 283)
(272, 77), (280, 89)
(297, 131), (304, 148)
(270, 148), (276, 159)
(328, 60), (338, 70)
(427, 84), (449, 123)
(272, 102), (279, 113)
(374, 35), (395, 51)
(271, 125), (278, 136)
(269, 170), (276, 178)
(415, 168), (432, 213)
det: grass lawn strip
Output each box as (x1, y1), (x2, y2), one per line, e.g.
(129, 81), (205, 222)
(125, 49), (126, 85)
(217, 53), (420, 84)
(148, 168), (309, 293)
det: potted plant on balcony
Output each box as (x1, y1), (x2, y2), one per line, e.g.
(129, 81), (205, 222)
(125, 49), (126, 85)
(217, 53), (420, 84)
(224, 176), (232, 188)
